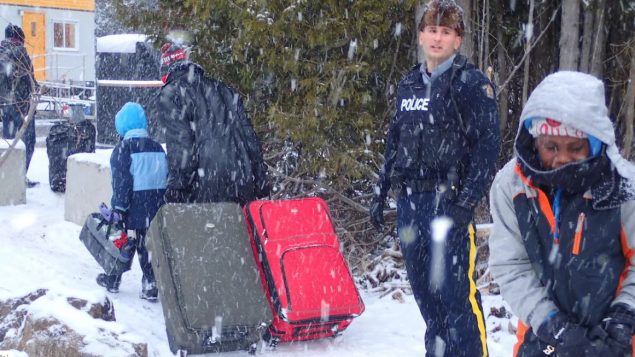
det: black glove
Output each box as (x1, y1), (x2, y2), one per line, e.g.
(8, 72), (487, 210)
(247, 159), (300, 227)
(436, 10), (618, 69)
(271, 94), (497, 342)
(603, 304), (635, 356)
(112, 209), (126, 227)
(584, 324), (627, 357)
(164, 188), (191, 203)
(255, 180), (272, 199)
(536, 312), (596, 357)
(440, 197), (473, 228)
(369, 197), (385, 231)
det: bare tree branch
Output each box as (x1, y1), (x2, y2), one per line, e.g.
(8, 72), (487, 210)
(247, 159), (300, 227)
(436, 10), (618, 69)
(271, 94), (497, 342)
(497, 5), (560, 96)
(0, 85), (42, 169)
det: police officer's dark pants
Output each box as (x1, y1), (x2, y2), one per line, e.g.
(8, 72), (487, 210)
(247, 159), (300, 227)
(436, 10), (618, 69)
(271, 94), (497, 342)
(2, 104), (35, 172)
(397, 191), (488, 357)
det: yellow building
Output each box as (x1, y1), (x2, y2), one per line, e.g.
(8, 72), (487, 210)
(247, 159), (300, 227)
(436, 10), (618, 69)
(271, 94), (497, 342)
(0, 0), (96, 82)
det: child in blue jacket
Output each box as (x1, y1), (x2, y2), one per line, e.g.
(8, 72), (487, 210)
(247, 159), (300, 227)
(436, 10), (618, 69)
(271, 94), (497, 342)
(96, 102), (168, 301)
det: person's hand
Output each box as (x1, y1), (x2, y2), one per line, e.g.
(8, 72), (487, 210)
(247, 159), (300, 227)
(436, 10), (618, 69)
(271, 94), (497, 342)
(584, 324), (629, 357)
(440, 199), (473, 228)
(603, 304), (635, 356)
(99, 203), (123, 223)
(256, 180), (272, 199)
(369, 197), (385, 231)
(536, 312), (596, 357)
(164, 188), (190, 203)
(99, 202), (112, 221)
(112, 210), (124, 224)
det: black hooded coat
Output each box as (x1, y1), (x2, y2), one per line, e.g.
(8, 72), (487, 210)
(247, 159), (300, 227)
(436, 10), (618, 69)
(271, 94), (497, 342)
(157, 62), (268, 204)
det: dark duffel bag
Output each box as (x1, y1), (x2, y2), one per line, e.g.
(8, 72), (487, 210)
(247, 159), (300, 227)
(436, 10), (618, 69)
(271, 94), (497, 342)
(46, 119), (96, 192)
(72, 119), (96, 154)
(79, 213), (132, 276)
(46, 123), (73, 192)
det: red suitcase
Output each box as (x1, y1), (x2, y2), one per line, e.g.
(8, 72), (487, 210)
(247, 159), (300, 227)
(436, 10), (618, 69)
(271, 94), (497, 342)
(244, 197), (365, 345)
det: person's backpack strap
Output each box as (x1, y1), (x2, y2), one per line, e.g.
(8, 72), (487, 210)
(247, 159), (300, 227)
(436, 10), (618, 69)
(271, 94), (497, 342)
(449, 54), (468, 135)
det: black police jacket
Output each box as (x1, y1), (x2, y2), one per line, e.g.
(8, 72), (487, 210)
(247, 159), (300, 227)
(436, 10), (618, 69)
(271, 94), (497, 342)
(377, 55), (500, 209)
(157, 62), (268, 204)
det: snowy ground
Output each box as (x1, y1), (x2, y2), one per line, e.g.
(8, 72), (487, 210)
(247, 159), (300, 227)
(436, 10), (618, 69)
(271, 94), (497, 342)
(0, 147), (517, 357)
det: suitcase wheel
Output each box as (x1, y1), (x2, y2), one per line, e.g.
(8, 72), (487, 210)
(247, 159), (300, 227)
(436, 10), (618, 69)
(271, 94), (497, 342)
(248, 343), (257, 355)
(268, 337), (279, 349)
(331, 324), (342, 338)
(262, 330), (279, 349)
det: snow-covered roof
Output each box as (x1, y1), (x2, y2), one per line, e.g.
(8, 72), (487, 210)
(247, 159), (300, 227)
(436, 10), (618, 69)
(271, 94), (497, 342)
(96, 34), (148, 54)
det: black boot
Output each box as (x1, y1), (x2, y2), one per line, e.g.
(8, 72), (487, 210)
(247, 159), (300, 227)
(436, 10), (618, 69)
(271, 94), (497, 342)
(96, 273), (121, 293)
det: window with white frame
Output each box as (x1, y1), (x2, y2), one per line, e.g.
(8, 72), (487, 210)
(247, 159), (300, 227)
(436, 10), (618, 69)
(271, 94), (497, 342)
(53, 21), (77, 50)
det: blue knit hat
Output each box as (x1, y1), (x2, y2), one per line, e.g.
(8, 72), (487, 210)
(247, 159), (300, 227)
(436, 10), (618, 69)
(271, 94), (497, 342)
(115, 102), (148, 137)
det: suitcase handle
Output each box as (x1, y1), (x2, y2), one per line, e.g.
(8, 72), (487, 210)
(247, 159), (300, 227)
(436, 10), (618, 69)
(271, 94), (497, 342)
(257, 198), (334, 241)
(246, 206), (283, 316)
(258, 209), (269, 242)
(95, 214), (125, 240)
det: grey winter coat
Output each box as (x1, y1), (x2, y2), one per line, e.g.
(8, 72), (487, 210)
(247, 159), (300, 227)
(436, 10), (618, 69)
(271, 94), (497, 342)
(489, 71), (635, 331)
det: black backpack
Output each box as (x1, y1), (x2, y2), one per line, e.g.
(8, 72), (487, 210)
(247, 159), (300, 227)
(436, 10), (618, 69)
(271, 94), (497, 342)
(46, 120), (96, 192)
(0, 45), (16, 106)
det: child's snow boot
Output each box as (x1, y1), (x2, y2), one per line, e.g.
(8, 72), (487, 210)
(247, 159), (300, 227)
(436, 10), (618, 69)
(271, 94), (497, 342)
(140, 276), (158, 302)
(96, 273), (121, 293)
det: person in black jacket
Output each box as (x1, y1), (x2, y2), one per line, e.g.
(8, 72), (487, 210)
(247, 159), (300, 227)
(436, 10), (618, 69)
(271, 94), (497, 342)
(1, 24), (38, 187)
(369, 1), (500, 356)
(157, 41), (269, 204)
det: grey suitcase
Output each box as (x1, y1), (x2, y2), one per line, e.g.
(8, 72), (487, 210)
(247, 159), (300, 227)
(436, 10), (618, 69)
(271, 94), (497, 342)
(147, 203), (272, 355)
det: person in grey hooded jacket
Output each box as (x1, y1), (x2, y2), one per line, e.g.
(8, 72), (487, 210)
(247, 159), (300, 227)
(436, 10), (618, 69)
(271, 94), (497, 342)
(489, 71), (635, 357)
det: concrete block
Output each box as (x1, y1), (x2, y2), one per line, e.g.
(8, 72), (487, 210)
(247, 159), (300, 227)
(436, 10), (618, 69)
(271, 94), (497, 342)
(64, 150), (113, 225)
(0, 141), (26, 205)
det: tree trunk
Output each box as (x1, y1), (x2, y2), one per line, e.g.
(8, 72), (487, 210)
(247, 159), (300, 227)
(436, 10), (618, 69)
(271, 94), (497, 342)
(559, 0), (581, 70)
(415, 2), (426, 64)
(478, 0), (485, 69)
(495, 4), (508, 135)
(622, 38), (635, 159)
(522, 0), (535, 106)
(483, 0), (490, 70)
(456, 0), (474, 62)
(579, 1), (594, 73)
(589, 0), (606, 77)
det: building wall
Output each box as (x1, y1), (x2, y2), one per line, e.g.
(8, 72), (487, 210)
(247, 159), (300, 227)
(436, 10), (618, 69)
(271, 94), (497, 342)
(0, 0), (94, 11)
(0, 2), (95, 82)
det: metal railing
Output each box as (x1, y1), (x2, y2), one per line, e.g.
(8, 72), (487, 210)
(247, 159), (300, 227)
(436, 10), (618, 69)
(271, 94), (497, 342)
(31, 52), (92, 84)
(36, 80), (95, 120)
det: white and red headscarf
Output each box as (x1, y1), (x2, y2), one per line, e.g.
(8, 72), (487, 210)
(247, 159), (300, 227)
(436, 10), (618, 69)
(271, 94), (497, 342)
(526, 117), (587, 139)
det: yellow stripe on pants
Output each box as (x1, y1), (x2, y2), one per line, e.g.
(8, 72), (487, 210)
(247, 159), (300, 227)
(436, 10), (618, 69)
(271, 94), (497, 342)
(467, 223), (488, 357)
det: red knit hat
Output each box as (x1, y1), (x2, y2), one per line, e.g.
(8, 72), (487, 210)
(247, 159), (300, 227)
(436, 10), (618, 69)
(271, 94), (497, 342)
(160, 42), (188, 83)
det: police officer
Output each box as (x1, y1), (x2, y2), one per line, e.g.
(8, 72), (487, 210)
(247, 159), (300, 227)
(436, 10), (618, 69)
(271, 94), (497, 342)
(369, 1), (500, 356)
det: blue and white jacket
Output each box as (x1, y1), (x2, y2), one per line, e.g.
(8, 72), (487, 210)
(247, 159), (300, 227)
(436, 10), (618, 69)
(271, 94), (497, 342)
(110, 103), (168, 230)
